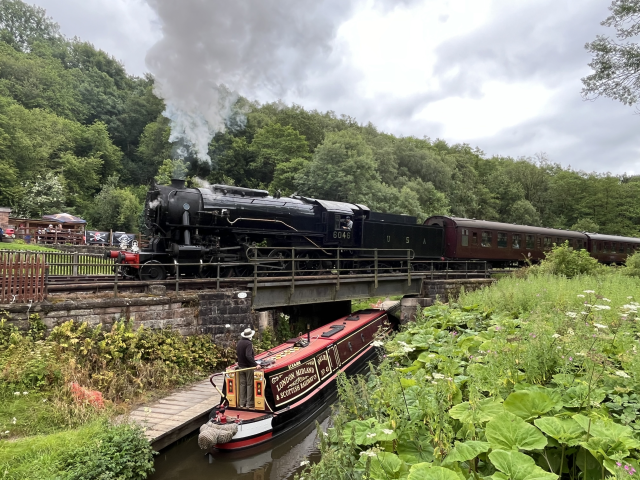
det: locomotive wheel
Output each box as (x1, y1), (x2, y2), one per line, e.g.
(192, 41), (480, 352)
(139, 261), (167, 281)
(295, 253), (322, 276)
(266, 250), (292, 277)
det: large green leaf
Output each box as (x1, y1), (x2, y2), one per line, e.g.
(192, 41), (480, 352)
(485, 412), (548, 451)
(408, 464), (460, 480)
(534, 417), (584, 446)
(359, 452), (408, 480)
(504, 390), (559, 421)
(561, 385), (606, 408)
(443, 441), (491, 464)
(398, 434), (435, 464)
(572, 414), (637, 444)
(375, 422), (398, 442)
(580, 437), (630, 463)
(342, 419), (378, 446)
(449, 398), (504, 424)
(489, 450), (558, 480)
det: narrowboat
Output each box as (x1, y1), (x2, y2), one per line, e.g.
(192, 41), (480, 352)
(198, 309), (391, 451)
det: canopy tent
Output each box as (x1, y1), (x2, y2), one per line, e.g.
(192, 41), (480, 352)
(41, 213), (86, 224)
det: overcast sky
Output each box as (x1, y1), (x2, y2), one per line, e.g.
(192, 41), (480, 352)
(30, 0), (640, 175)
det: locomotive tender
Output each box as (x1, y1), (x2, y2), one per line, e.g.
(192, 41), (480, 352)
(109, 180), (640, 279)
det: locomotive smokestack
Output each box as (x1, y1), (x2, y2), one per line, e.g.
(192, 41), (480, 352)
(171, 178), (186, 189)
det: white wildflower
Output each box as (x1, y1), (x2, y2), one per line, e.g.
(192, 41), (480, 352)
(632, 302), (640, 306)
(300, 460), (310, 466)
(366, 433), (377, 438)
(13, 392), (20, 396)
(372, 340), (384, 347)
(576, 352), (585, 356)
(594, 305), (611, 310)
(615, 370), (631, 378)
(552, 333), (561, 338)
(432, 381), (438, 385)
(323, 432), (329, 437)
(566, 312), (577, 318)
(42, 399), (47, 403)
(593, 323), (608, 329)
(581, 312), (588, 315)
(3, 431), (8, 434)
(381, 429), (394, 435)
(621, 305), (638, 311)
(602, 298), (611, 302)
(567, 328), (575, 336)
(627, 296), (633, 299)
(432, 373), (445, 379)
(398, 341), (407, 346)
(446, 377), (453, 381)
(225, 324), (231, 328)
(584, 290), (595, 293)
(402, 346), (415, 353)
(425, 375), (432, 380)
(11, 418), (16, 424)
(360, 451), (376, 457)
(22, 391), (27, 395)
(577, 294), (585, 298)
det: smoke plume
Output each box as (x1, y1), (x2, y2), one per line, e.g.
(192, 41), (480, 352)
(144, 0), (358, 164)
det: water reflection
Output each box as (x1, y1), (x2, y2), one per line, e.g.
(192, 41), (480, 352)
(150, 404), (330, 480)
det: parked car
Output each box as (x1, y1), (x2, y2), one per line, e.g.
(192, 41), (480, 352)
(2, 227), (15, 242)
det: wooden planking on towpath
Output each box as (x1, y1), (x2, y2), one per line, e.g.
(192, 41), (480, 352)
(128, 376), (223, 451)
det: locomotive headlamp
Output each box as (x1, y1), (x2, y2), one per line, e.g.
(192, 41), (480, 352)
(183, 203), (190, 211)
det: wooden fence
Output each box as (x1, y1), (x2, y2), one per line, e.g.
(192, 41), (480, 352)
(0, 252), (47, 303)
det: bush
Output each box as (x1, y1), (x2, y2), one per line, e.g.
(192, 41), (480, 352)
(535, 241), (599, 277)
(623, 251), (640, 277)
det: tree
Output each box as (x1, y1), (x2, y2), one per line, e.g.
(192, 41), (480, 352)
(12, 172), (64, 218)
(505, 199), (541, 226)
(582, 0), (640, 107)
(0, 0), (61, 52)
(154, 159), (188, 185)
(86, 176), (142, 232)
(271, 157), (309, 195)
(570, 218), (600, 233)
(295, 129), (380, 203)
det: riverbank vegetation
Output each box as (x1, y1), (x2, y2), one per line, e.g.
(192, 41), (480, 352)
(303, 249), (640, 480)
(0, 316), (234, 479)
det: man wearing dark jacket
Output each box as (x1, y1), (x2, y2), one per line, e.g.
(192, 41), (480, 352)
(236, 328), (260, 408)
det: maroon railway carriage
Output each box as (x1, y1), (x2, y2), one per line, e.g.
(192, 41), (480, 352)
(424, 216), (589, 267)
(586, 233), (640, 264)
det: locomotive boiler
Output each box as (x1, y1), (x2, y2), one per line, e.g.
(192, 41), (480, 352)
(114, 179), (444, 280)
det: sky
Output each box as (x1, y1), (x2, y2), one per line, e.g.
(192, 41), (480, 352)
(29, 0), (640, 175)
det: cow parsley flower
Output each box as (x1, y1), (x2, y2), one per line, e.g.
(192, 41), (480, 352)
(552, 333), (561, 338)
(566, 312), (577, 318)
(584, 290), (595, 293)
(577, 294), (585, 298)
(11, 418), (16, 424)
(360, 451), (376, 457)
(433, 373), (445, 379)
(402, 346), (415, 353)
(300, 460), (310, 466)
(615, 370), (631, 378)
(594, 305), (611, 310)
(371, 340), (384, 347)
(593, 323), (608, 329)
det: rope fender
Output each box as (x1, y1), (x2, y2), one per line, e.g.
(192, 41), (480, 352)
(198, 421), (239, 450)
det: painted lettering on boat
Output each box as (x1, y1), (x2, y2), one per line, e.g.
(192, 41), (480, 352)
(270, 358), (320, 407)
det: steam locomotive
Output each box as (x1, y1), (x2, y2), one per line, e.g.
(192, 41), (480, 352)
(108, 179), (444, 280)
(108, 179), (640, 280)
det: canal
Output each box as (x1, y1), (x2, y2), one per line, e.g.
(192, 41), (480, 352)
(150, 404), (331, 480)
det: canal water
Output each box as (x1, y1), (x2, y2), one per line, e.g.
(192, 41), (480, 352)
(150, 405), (331, 480)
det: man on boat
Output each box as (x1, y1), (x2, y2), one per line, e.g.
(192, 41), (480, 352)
(236, 328), (261, 408)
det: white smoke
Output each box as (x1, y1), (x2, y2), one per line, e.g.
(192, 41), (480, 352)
(144, 0), (359, 164)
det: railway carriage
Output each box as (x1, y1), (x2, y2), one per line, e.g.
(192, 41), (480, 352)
(585, 233), (640, 264)
(424, 216), (589, 268)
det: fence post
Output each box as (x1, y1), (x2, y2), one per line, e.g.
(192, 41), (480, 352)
(113, 260), (119, 298)
(290, 247), (295, 296)
(72, 252), (79, 277)
(174, 260), (179, 293)
(336, 249), (340, 292)
(374, 249), (378, 289)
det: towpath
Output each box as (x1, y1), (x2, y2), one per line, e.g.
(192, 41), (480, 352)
(128, 375), (223, 451)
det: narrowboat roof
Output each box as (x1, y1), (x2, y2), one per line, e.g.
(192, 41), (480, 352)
(248, 310), (386, 373)
(425, 216), (588, 239)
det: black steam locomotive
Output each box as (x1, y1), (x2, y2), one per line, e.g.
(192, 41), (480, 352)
(111, 179), (444, 280)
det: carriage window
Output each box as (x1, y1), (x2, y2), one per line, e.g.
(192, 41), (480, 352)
(576, 239), (583, 249)
(526, 234), (535, 249)
(472, 231), (478, 245)
(544, 237), (552, 249)
(599, 242), (604, 253)
(481, 231), (492, 247)
(497, 232), (507, 248)
(618, 243), (625, 253)
(461, 229), (469, 247)
(555, 237), (562, 245)
(537, 237), (542, 248)
(512, 234), (521, 249)
(604, 242), (610, 253)
(592, 242), (597, 253)
(628, 245), (633, 254)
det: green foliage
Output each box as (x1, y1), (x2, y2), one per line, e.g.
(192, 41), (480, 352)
(570, 218), (599, 233)
(623, 251), (640, 277)
(86, 176), (143, 231)
(304, 273), (640, 480)
(11, 171), (64, 217)
(536, 242), (600, 277)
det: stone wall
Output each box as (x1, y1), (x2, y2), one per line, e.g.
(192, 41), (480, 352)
(0, 289), (256, 343)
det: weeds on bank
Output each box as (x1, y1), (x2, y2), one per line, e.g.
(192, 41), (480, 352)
(300, 257), (640, 480)
(0, 314), (235, 438)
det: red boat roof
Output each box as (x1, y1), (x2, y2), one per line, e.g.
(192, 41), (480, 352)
(227, 310), (386, 373)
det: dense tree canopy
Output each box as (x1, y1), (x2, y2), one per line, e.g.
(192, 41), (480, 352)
(2, 0), (640, 236)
